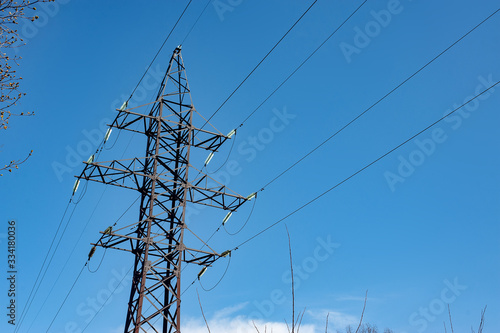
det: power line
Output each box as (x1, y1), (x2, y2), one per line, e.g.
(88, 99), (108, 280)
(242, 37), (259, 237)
(35, 5), (499, 329)
(14, 199), (77, 333)
(20, 121), (141, 331)
(181, 0), (212, 45)
(128, 0), (193, 101)
(24, 189), (107, 332)
(257, 6), (500, 191)
(200, 0), (320, 129)
(184, 0), (368, 262)
(18, 201), (79, 331)
(237, 0), (369, 128)
(169, 1), (369, 273)
(37, 202), (139, 332)
(232, 80), (500, 250)
(45, 262), (88, 332)
(24, 193), (139, 331)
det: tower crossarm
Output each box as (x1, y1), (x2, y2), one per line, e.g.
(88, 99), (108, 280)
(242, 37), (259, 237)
(108, 106), (232, 154)
(93, 231), (223, 266)
(78, 159), (248, 211)
(186, 185), (247, 211)
(77, 158), (149, 192)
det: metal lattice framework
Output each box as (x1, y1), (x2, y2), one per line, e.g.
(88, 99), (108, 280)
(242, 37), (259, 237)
(77, 46), (248, 333)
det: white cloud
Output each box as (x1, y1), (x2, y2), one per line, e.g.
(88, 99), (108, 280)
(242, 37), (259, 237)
(335, 295), (368, 302)
(307, 309), (359, 331)
(213, 302), (250, 319)
(105, 306), (357, 333)
(183, 316), (316, 333)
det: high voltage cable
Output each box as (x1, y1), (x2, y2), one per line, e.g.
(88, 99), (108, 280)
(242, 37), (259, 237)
(45, 262), (87, 332)
(182, 0), (368, 260)
(24, 194), (139, 332)
(128, 0), (193, 101)
(13, 199), (76, 333)
(16, 202), (78, 331)
(39, 200), (138, 332)
(24, 94), (150, 331)
(199, 0), (320, 130)
(32, 5), (499, 329)
(135, 0), (326, 267)
(181, 0), (212, 45)
(19, 122), (140, 331)
(24, 188), (107, 332)
(237, 0), (369, 128)
(231, 80), (500, 250)
(190, 4), (499, 274)
(256, 6), (500, 191)
(31, 197), (139, 332)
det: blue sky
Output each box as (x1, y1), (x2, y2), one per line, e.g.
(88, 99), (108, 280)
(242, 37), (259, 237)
(1, 0), (499, 332)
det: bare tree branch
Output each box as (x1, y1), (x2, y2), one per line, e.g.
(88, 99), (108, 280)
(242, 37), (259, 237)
(0, 148), (31, 175)
(253, 320), (262, 333)
(0, 0), (53, 173)
(354, 291), (368, 333)
(477, 306), (486, 333)
(448, 304), (454, 333)
(296, 307), (306, 333)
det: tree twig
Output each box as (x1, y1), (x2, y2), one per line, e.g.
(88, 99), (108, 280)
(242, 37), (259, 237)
(253, 320), (261, 333)
(0, 149), (32, 175)
(285, 318), (291, 333)
(354, 290), (368, 333)
(296, 307), (306, 333)
(448, 304), (454, 333)
(477, 305), (486, 333)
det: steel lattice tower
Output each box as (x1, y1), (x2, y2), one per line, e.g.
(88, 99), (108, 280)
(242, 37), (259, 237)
(77, 46), (248, 333)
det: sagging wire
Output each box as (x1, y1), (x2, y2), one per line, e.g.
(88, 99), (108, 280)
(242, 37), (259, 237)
(198, 254), (232, 292)
(86, 194), (139, 273)
(223, 195), (257, 236)
(87, 248), (107, 273)
(205, 131), (238, 175)
(104, 126), (122, 151)
(71, 178), (89, 204)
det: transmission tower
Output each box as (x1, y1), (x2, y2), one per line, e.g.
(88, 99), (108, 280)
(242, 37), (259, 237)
(77, 46), (249, 333)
